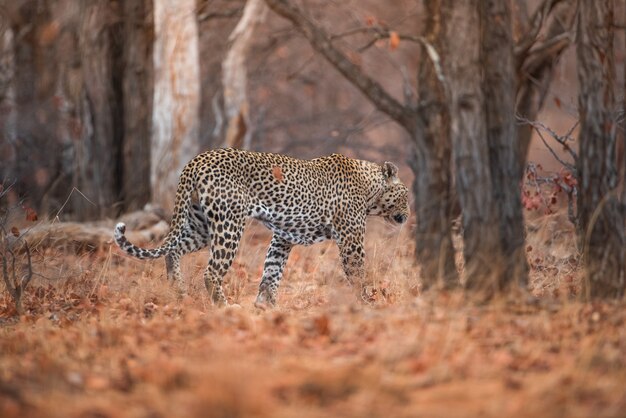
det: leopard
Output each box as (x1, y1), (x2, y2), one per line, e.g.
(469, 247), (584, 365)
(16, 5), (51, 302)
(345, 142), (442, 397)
(114, 148), (410, 308)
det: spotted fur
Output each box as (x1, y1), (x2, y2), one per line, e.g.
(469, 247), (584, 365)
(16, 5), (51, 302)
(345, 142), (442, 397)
(114, 148), (409, 307)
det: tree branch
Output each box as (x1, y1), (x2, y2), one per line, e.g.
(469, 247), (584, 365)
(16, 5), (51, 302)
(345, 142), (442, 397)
(263, 0), (416, 132)
(515, 0), (565, 58)
(197, 6), (243, 22)
(517, 115), (578, 171)
(515, 0), (576, 160)
(520, 32), (572, 75)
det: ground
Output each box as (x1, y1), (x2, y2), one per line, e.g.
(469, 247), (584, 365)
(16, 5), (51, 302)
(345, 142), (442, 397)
(1, 214), (625, 418)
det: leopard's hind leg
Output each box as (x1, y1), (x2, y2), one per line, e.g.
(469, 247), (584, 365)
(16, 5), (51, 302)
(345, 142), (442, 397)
(201, 196), (247, 306)
(165, 202), (212, 294)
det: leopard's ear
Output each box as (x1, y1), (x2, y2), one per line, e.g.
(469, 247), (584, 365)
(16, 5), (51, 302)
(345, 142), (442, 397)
(382, 162), (399, 180)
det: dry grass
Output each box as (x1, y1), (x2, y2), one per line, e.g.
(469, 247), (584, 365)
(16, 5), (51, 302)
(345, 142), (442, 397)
(1, 213), (625, 418)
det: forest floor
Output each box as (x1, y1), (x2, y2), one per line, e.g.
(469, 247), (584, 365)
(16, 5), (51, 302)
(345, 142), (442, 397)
(1, 211), (625, 418)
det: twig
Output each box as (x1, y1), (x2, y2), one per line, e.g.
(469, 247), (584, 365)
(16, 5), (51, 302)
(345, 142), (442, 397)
(516, 115), (579, 165)
(197, 7), (243, 22)
(1, 251), (17, 302)
(536, 129), (576, 173)
(53, 187), (96, 223)
(354, 28), (427, 53)
(22, 242), (32, 289)
(329, 26), (372, 40)
(0, 179), (16, 200)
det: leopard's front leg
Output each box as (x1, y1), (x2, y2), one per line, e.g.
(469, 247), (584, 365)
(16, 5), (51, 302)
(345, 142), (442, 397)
(255, 235), (293, 308)
(332, 212), (367, 287)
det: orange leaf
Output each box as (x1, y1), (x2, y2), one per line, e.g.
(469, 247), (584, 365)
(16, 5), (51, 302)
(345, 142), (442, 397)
(25, 207), (38, 222)
(11, 226), (20, 237)
(554, 97), (562, 109)
(313, 315), (330, 336)
(389, 31), (400, 51)
(272, 166), (284, 183)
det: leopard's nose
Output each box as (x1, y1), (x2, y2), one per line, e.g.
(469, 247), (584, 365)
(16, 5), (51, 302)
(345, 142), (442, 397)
(393, 214), (407, 224)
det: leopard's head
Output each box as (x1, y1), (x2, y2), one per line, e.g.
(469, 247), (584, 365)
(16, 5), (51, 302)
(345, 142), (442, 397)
(368, 162), (410, 225)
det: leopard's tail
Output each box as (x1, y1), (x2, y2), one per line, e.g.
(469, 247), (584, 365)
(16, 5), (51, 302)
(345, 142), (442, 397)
(114, 222), (171, 259)
(113, 158), (198, 259)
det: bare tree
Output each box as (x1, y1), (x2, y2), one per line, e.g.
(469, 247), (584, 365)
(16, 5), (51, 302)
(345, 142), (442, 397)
(481, 0), (529, 288)
(414, 0), (457, 288)
(0, 184), (33, 315)
(222, 0), (268, 149)
(73, 0), (124, 220)
(152, 0), (201, 212)
(0, 14), (16, 177)
(121, 0), (153, 211)
(1, 239), (32, 315)
(196, 0), (245, 149)
(576, 0), (625, 298)
(444, 0), (499, 288)
(4, 1), (138, 220)
(6, 1), (69, 215)
(515, 0), (577, 161)
(622, 0), (626, 213)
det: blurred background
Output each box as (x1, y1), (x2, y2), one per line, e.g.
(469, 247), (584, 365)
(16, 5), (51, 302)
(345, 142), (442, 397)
(0, 0), (622, 220)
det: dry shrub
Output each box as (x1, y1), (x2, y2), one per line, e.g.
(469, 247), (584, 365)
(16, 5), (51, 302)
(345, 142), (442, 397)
(525, 211), (581, 298)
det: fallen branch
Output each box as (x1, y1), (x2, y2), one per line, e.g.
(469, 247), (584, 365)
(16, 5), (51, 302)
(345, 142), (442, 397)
(7, 206), (169, 254)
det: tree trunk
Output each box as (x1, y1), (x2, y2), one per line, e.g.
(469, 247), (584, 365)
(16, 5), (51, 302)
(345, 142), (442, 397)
(121, 0), (153, 211)
(152, 0), (201, 212)
(414, 0), (457, 289)
(222, 0), (267, 149)
(9, 1), (65, 214)
(622, 1), (626, 214)
(576, 0), (625, 299)
(480, 0), (528, 289)
(515, 0), (576, 163)
(196, 0), (244, 150)
(73, 1), (124, 220)
(444, 0), (503, 293)
(0, 25), (16, 187)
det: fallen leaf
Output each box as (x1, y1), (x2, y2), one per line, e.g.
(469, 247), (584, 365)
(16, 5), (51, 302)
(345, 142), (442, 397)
(313, 315), (330, 336)
(389, 31), (400, 51)
(25, 207), (38, 222)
